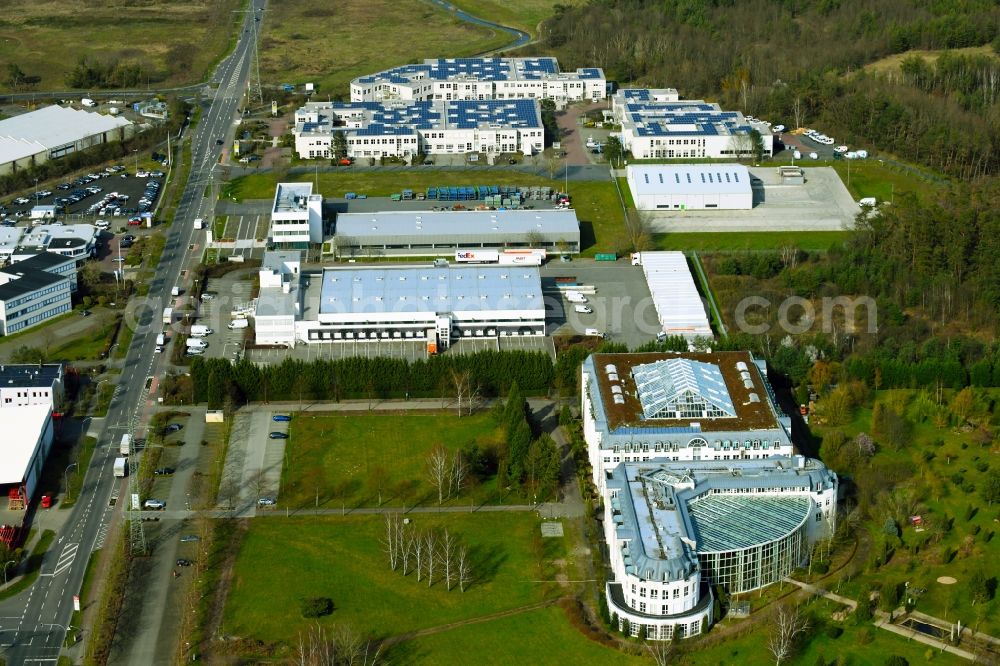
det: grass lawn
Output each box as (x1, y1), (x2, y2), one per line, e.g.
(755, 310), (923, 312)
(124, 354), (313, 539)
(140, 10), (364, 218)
(46, 314), (119, 362)
(283, 412), (507, 508)
(0, 530), (55, 601)
(652, 231), (851, 252)
(223, 513), (555, 644)
(397, 606), (644, 665)
(830, 160), (945, 202)
(260, 0), (510, 96)
(0, 0), (241, 92)
(446, 0), (587, 37)
(224, 170), (620, 254)
(60, 436), (97, 509)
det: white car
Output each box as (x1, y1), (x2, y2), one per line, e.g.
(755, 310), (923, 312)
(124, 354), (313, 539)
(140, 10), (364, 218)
(143, 499), (166, 510)
(834, 145), (849, 154)
(809, 152), (819, 160)
(772, 124), (785, 133)
(154, 345), (164, 354)
(585, 328), (605, 337)
(574, 304), (593, 314)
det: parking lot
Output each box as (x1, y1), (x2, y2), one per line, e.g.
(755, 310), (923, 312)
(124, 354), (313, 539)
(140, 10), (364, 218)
(541, 261), (661, 349)
(1, 166), (166, 225)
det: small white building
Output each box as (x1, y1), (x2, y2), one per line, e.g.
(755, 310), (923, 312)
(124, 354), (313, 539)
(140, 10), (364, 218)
(29, 205), (59, 220)
(0, 105), (133, 175)
(351, 57), (606, 104)
(254, 251), (302, 348)
(632, 251), (713, 341)
(0, 364), (64, 410)
(627, 165), (753, 211)
(612, 89), (773, 160)
(269, 183), (323, 247)
(0, 404), (55, 502)
(294, 99), (543, 160)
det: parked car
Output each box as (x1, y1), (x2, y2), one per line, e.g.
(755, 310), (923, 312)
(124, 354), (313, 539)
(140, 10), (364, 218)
(180, 535), (200, 543)
(257, 497), (276, 506)
(165, 423), (183, 433)
(272, 414), (291, 422)
(268, 432), (288, 439)
(154, 467), (175, 475)
(143, 499), (166, 510)
(176, 558), (193, 567)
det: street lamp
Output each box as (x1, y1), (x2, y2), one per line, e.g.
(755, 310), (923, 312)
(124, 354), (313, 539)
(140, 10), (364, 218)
(2, 560), (15, 585)
(64, 462), (78, 502)
(132, 149), (139, 175)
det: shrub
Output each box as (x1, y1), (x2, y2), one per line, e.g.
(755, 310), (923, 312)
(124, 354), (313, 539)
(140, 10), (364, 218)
(300, 596), (334, 618)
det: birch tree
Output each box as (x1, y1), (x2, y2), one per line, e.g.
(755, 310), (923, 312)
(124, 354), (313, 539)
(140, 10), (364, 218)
(767, 604), (810, 665)
(427, 444), (450, 505)
(440, 528), (456, 591)
(457, 545), (473, 592)
(449, 450), (468, 500)
(413, 530), (425, 582)
(400, 527), (414, 576)
(381, 513), (402, 571)
(425, 531), (437, 587)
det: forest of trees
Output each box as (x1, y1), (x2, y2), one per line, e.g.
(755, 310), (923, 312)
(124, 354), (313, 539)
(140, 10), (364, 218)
(535, 0), (1000, 178)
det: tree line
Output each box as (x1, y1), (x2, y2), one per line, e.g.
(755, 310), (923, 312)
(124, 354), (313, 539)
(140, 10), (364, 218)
(381, 514), (473, 592)
(188, 351), (554, 409)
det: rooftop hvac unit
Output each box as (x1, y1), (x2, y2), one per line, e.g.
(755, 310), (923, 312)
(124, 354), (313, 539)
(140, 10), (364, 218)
(604, 364), (619, 374)
(743, 379), (754, 389)
(735, 361), (748, 372)
(740, 371), (752, 381)
(613, 395), (626, 404)
(748, 393), (760, 403)
(611, 385), (623, 395)
(608, 373), (619, 382)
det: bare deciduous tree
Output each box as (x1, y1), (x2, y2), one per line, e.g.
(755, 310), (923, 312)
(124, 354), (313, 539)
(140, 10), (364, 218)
(767, 604), (810, 665)
(457, 545), (473, 592)
(439, 528), (456, 591)
(381, 513), (403, 571)
(644, 636), (676, 666)
(449, 450), (468, 500)
(624, 209), (653, 253)
(449, 368), (479, 416)
(424, 530), (437, 587)
(426, 444), (450, 505)
(294, 622), (383, 666)
(400, 528), (414, 576)
(413, 529), (425, 582)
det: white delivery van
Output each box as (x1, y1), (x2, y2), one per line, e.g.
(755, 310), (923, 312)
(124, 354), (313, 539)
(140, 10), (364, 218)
(185, 338), (208, 349)
(585, 328), (604, 337)
(171, 286), (181, 296)
(565, 291), (588, 304)
(228, 319), (249, 330)
(190, 325), (213, 337)
(574, 304), (593, 314)
(114, 457), (127, 477)
(156, 333), (166, 346)
(793, 150), (802, 160)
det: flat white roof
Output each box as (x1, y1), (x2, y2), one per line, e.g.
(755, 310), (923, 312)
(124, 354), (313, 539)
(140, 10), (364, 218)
(638, 252), (713, 339)
(628, 164), (751, 197)
(335, 209), (579, 240)
(0, 404), (50, 485)
(0, 106), (131, 165)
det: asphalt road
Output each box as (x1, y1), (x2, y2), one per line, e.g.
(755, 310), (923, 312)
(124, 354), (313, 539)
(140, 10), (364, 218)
(0, 2), (264, 663)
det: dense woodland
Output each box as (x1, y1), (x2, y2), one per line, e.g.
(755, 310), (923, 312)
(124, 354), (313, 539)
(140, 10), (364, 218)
(536, 0), (1000, 178)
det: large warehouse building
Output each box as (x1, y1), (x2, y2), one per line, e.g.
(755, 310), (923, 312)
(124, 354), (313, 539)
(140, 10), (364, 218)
(294, 99), (544, 160)
(626, 165), (753, 211)
(612, 89), (772, 160)
(253, 252), (546, 349)
(333, 209), (580, 258)
(602, 456), (837, 640)
(581, 351), (794, 494)
(1, 404), (55, 505)
(0, 105), (133, 175)
(632, 251), (713, 341)
(350, 57), (606, 104)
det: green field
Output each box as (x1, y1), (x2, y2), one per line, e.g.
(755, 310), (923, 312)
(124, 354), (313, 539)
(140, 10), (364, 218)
(399, 605), (644, 665)
(0, 0), (241, 92)
(223, 170), (623, 255)
(830, 160), (945, 202)
(447, 0), (587, 37)
(282, 412), (507, 508)
(223, 513), (558, 643)
(653, 231), (851, 252)
(259, 0), (510, 96)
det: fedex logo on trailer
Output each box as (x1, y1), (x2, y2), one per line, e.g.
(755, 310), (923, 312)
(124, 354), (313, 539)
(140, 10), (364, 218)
(454, 250), (500, 263)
